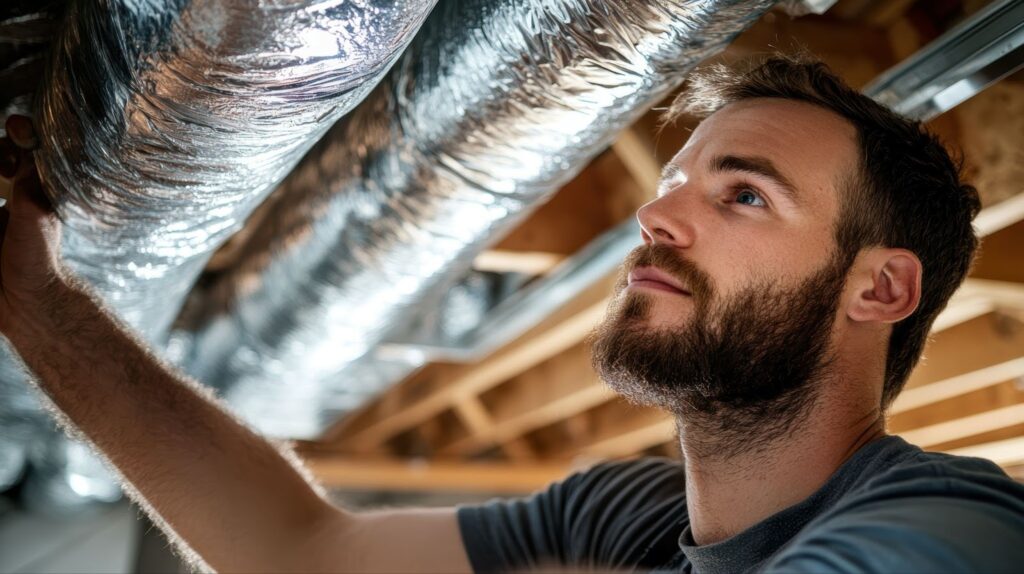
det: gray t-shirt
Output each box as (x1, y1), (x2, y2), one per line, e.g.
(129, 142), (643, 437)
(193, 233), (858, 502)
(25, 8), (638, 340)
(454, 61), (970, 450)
(457, 435), (1024, 573)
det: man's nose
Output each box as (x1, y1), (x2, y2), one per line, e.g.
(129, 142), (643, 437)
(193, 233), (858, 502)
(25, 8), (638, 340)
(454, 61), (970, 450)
(636, 191), (697, 248)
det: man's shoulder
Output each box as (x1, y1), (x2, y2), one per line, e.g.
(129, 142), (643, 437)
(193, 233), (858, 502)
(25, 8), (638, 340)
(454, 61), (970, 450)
(852, 437), (1024, 502)
(764, 439), (1024, 573)
(556, 456), (687, 512)
(456, 456), (689, 572)
(811, 435), (1024, 527)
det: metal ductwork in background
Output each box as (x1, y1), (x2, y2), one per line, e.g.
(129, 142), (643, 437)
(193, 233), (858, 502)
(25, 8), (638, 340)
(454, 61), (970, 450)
(178, 0), (776, 438)
(0, 0), (435, 511)
(864, 0), (1024, 122)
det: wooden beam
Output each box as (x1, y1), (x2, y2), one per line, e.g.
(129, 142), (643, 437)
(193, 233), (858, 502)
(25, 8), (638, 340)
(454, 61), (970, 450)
(976, 193), (1024, 237)
(473, 249), (565, 275)
(440, 344), (616, 455)
(892, 357), (1024, 414)
(580, 417), (676, 458)
(931, 297), (994, 332)
(542, 403), (675, 460)
(491, 152), (630, 256)
(863, 0), (917, 26)
(501, 437), (538, 461)
(933, 279), (1024, 332)
(946, 436), (1024, 467)
(333, 276), (616, 451)
(956, 278), (1024, 309)
(972, 219), (1024, 285)
(611, 128), (662, 198)
(452, 384), (613, 456)
(906, 312), (1024, 390)
(453, 396), (494, 436)
(890, 374), (1024, 432)
(302, 455), (569, 494)
(899, 403), (1024, 449)
(724, 14), (894, 88)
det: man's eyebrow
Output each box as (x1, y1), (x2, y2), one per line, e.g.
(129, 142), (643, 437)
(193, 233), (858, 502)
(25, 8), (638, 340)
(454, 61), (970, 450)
(710, 154), (800, 202)
(660, 162), (683, 184)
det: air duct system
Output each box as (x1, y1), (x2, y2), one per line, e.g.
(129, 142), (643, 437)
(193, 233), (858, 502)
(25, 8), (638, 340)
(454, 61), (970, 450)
(0, 0), (434, 506)
(181, 0), (775, 437)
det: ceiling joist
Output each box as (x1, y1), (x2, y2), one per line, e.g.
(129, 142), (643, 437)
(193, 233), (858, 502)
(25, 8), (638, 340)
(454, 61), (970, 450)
(329, 277), (615, 452)
(301, 454), (569, 494)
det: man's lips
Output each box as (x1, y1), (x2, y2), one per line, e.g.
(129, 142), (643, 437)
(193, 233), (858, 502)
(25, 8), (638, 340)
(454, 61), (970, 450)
(626, 266), (689, 295)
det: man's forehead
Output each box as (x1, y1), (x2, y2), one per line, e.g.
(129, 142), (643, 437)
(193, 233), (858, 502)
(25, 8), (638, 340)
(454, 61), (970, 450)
(674, 98), (859, 185)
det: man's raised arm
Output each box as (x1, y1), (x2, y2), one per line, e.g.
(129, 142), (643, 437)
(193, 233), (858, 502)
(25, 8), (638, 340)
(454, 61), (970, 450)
(0, 118), (472, 573)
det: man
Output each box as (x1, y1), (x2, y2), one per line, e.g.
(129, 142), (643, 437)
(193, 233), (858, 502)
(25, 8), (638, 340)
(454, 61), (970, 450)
(1, 56), (1022, 573)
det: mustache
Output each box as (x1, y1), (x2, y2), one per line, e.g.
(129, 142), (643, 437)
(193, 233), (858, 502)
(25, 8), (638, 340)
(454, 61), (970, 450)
(619, 243), (713, 302)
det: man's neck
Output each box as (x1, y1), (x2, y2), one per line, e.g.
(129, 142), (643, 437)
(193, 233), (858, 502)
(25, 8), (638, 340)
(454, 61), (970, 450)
(679, 392), (886, 546)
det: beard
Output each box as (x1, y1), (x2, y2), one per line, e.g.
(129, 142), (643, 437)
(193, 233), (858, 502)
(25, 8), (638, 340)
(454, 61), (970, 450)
(590, 243), (853, 459)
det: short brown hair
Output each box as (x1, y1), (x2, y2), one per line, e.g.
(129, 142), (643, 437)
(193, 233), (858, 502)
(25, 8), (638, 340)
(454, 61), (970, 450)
(667, 54), (981, 412)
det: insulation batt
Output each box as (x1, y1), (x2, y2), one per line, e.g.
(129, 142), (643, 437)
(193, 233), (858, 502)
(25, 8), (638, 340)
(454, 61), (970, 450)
(0, 0), (434, 505)
(181, 0), (776, 437)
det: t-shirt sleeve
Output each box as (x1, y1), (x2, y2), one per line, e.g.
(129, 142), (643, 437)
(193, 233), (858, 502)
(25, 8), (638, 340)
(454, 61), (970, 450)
(456, 458), (687, 573)
(762, 457), (1024, 574)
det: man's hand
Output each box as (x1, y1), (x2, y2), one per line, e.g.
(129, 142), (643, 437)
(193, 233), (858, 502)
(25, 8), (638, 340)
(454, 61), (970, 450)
(0, 115), (63, 333)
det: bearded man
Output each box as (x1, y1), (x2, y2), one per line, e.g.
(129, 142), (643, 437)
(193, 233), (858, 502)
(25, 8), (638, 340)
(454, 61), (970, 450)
(1, 56), (1022, 573)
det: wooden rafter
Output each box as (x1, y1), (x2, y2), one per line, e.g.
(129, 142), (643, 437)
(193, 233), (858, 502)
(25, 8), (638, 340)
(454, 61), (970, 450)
(976, 193), (1024, 238)
(439, 344), (615, 456)
(328, 275), (616, 452)
(300, 454), (569, 494)
(948, 436), (1024, 467)
(932, 278), (1024, 332)
(891, 357), (1024, 414)
(906, 312), (1024, 390)
(534, 403), (674, 460)
(900, 403), (1024, 450)
(473, 249), (566, 275)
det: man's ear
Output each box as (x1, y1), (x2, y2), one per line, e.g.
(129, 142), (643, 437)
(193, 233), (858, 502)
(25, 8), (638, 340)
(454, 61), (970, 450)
(847, 248), (922, 324)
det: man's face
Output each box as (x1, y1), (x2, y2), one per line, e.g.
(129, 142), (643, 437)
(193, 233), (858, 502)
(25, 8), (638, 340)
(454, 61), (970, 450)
(591, 98), (861, 426)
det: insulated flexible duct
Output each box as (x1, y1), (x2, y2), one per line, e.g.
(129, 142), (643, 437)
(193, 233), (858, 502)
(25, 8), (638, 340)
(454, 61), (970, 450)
(37, 0), (435, 336)
(0, 0), (434, 506)
(183, 0), (775, 437)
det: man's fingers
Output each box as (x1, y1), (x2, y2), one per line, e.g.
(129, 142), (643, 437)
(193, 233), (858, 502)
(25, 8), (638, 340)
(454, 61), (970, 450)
(5, 115), (38, 150)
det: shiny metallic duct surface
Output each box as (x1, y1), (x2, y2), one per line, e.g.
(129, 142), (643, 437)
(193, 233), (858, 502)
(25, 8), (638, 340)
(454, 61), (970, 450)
(185, 0), (775, 437)
(0, 0), (434, 508)
(35, 0), (435, 337)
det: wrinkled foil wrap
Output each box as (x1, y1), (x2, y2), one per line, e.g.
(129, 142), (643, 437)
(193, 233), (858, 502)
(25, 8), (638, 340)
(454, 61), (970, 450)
(38, 0), (434, 336)
(0, 0), (434, 502)
(182, 0), (775, 437)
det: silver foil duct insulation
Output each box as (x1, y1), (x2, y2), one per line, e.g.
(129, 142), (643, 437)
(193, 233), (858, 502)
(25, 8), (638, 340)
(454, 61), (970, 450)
(36, 0), (435, 336)
(183, 0), (775, 437)
(0, 0), (434, 506)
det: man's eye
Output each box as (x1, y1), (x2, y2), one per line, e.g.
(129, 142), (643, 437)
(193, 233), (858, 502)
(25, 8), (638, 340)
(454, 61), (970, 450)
(735, 187), (766, 207)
